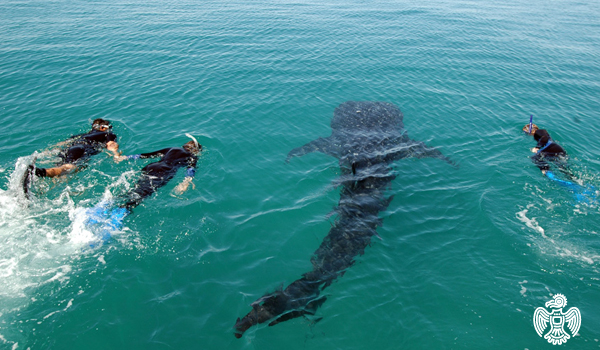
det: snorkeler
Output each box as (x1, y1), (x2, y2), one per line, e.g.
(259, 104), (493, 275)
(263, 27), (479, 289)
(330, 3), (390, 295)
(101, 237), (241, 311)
(523, 123), (570, 176)
(116, 135), (201, 209)
(523, 122), (597, 204)
(84, 135), (201, 242)
(23, 119), (121, 195)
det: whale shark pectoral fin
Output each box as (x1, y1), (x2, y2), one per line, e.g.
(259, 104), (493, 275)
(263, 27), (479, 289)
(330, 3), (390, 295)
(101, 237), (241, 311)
(392, 140), (456, 168)
(286, 137), (336, 162)
(267, 296), (328, 327)
(268, 310), (305, 326)
(306, 296), (327, 313)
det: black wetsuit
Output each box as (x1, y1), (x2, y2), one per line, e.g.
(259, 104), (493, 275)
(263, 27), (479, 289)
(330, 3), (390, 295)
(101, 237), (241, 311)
(531, 129), (570, 174)
(121, 147), (197, 209)
(32, 129), (117, 177)
(59, 129), (117, 165)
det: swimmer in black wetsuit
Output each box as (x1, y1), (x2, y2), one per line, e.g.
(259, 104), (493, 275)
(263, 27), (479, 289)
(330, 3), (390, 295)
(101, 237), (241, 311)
(29, 118), (121, 178)
(522, 123), (597, 203)
(22, 118), (121, 197)
(523, 123), (573, 178)
(83, 137), (200, 242)
(117, 138), (201, 209)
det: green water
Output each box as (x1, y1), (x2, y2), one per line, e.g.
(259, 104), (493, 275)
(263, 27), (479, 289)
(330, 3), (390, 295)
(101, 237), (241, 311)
(1, 0), (599, 349)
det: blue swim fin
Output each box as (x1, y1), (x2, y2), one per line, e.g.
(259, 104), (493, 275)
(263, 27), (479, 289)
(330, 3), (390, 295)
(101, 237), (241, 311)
(86, 201), (130, 243)
(97, 207), (129, 242)
(546, 171), (598, 205)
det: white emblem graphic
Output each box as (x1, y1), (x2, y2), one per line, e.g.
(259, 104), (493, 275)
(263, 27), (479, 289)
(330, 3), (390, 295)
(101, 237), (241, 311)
(533, 294), (581, 345)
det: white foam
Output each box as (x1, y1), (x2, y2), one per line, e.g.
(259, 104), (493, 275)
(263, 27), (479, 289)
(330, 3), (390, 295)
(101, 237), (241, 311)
(517, 204), (598, 266)
(516, 205), (547, 238)
(0, 155), (115, 330)
(67, 206), (98, 244)
(0, 152), (144, 349)
(518, 280), (527, 296)
(41, 298), (74, 321)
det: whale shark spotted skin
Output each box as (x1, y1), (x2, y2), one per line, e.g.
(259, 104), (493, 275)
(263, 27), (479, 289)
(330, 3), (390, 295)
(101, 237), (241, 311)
(234, 101), (453, 338)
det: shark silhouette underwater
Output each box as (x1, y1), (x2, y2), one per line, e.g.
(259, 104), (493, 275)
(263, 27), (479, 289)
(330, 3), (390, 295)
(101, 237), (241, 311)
(234, 101), (454, 338)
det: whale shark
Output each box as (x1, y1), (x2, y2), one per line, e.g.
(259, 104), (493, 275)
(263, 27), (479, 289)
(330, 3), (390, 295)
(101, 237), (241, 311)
(234, 101), (453, 338)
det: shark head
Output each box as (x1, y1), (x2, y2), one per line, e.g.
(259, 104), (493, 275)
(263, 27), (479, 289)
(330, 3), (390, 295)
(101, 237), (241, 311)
(330, 101), (404, 135)
(287, 100), (454, 171)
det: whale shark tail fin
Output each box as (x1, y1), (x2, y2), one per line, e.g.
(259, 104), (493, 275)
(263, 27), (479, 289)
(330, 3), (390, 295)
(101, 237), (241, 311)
(286, 137), (337, 162)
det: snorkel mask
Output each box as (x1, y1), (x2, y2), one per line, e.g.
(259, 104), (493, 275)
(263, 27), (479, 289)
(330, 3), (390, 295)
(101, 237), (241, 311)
(93, 123), (111, 131)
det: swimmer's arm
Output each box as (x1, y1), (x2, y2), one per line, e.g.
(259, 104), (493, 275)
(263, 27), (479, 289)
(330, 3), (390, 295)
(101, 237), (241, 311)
(138, 148), (172, 159)
(173, 168), (195, 195)
(116, 148), (172, 162)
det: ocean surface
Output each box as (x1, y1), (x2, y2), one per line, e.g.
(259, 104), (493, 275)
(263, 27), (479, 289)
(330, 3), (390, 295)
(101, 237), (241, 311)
(1, 0), (599, 349)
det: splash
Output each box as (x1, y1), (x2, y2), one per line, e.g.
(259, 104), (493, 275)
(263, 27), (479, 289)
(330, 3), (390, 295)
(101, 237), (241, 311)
(0, 155), (134, 344)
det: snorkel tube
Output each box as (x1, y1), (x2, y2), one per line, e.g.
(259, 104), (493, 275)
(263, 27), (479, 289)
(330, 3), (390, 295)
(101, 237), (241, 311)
(185, 133), (200, 151)
(528, 115), (533, 134)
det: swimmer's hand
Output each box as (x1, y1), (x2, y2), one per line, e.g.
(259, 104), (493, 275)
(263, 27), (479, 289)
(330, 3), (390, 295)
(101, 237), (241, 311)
(114, 155), (127, 163)
(115, 154), (141, 163)
(531, 147), (539, 153)
(173, 177), (195, 195)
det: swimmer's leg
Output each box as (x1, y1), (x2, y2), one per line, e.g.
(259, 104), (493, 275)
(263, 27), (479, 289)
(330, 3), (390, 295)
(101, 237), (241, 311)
(121, 171), (172, 209)
(35, 144), (85, 177)
(39, 163), (76, 177)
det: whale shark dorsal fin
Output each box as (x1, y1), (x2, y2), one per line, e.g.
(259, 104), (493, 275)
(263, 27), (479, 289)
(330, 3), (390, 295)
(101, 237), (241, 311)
(286, 137), (338, 162)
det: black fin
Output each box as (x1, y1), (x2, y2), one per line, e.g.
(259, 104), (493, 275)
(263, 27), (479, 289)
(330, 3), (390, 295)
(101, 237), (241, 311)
(21, 158), (37, 199)
(287, 137), (336, 162)
(390, 139), (456, 167)
(268, 310), (306, 326)
(267, 296), (328, 327)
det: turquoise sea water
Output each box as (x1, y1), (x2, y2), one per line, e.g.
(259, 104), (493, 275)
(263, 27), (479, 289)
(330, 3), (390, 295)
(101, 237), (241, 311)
(1, 0), (600, 348)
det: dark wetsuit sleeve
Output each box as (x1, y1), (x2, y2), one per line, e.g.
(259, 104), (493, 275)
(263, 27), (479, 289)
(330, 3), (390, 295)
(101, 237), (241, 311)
(139, 148), (173, 159)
